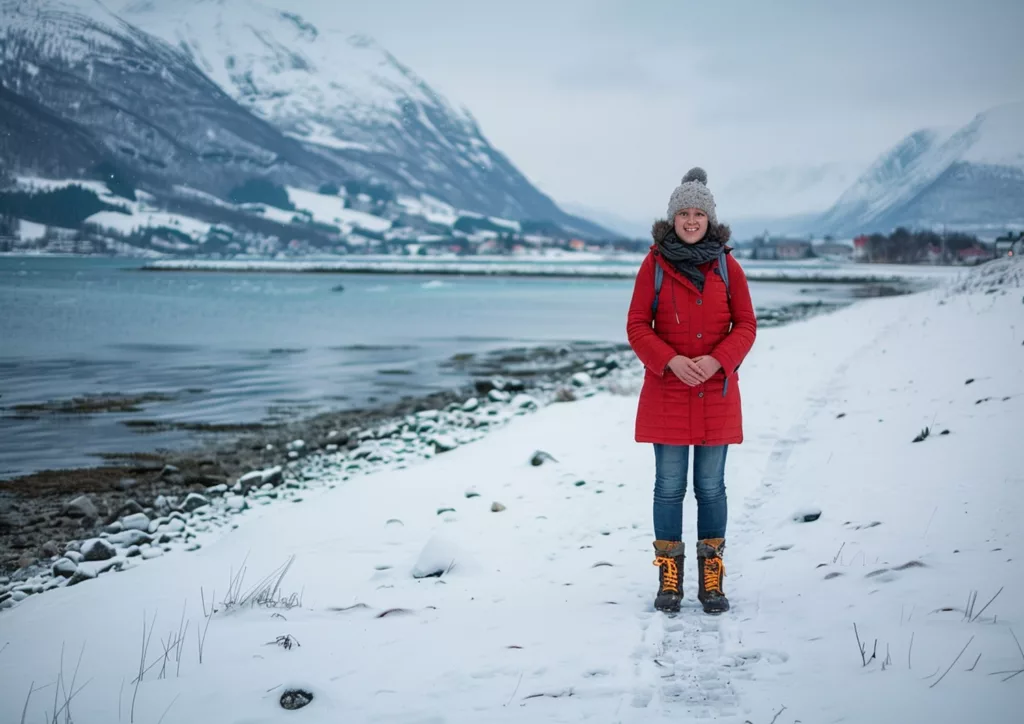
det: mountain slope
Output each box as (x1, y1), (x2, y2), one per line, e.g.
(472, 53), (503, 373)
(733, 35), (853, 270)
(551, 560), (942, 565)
(118, 0), (609, 236)
(721, 162), (866, 220)
(818, 102), (1024, 235)
(0, 0), (339, 195)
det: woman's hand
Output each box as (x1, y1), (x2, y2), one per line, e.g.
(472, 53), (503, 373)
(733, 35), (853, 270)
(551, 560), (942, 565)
(667, 355), (705, 386)
(692, 355), (722, 382)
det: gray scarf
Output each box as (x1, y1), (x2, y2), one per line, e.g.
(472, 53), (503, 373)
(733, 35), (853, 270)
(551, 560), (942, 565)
(656, 228), (725, 293)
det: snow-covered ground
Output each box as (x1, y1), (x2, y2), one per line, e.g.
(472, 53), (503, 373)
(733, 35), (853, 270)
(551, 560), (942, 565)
(14, 176), (213, 241)
(1, 259), (1021, 723)
(285, 187), (392, 234)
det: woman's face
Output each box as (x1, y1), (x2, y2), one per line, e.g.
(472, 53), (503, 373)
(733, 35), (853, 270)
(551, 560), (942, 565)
(673, 208), (708, 244)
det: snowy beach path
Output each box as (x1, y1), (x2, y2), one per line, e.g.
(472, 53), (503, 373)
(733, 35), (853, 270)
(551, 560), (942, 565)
(1, 262), (1021, 723)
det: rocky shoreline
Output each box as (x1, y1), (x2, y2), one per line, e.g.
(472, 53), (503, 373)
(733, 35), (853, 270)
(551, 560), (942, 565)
(0, 295), (872, 609)
(0, 339), (644, 603)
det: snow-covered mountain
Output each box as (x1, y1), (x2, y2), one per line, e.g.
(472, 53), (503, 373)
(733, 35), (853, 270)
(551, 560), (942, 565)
(720, 162), (866, 220)
(0, 0), (339, 194)
(115, 0), (604, 236)
(0, 0), (608, 237)
(818, 102), (1024, 235)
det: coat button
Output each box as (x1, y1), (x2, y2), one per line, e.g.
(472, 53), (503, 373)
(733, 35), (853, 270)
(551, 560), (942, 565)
(696, 332), (703, 339)
(696, 299), (703, 306)
(698, 391), (704, 398)
(701, 439), (707, 444)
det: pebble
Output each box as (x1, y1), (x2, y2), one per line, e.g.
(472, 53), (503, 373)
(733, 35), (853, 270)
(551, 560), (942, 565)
(488, 389), (510, 403)
(491, 502), (506, 513)
(121, 513), (151, 531)
(53, 558), (78, 578)
(81, 538), (116, 562)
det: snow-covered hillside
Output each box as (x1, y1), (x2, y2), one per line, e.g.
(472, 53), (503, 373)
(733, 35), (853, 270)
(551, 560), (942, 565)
(116, 0), (605, 236)
(0, 0), (337, 195)
(0, 0), (610, 241)
(819, 102), (1024, 235)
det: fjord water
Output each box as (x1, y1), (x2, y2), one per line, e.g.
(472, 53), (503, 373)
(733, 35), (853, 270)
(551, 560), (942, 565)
(0, 256), (855, 479)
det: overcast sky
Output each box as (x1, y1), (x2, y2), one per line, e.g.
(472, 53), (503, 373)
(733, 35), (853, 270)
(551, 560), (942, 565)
(220, 1), (1024, 226)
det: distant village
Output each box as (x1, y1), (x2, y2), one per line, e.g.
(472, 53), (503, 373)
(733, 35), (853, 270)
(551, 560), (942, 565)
(1, 175), (1021, 265)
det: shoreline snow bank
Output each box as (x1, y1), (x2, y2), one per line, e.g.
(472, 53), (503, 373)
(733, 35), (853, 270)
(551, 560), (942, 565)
(0, 259), (1020, 723)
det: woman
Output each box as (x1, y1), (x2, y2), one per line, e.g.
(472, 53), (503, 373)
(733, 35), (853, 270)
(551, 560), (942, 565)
(626, 167), (757, 615)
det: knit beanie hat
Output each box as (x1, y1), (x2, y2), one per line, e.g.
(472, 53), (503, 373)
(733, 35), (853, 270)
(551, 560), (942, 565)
(666, 167), (717, 225)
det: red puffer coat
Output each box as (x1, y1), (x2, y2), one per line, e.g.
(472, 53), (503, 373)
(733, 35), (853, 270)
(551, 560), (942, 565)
(626, 221), (757, 445)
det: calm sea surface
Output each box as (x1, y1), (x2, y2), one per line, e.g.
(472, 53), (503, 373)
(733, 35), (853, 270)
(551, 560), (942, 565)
(0, 255), (860, 479)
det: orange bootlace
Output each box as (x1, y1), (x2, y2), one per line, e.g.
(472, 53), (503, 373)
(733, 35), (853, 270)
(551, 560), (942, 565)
(703, 556), (724, 594)
(653, 555), (680, 593)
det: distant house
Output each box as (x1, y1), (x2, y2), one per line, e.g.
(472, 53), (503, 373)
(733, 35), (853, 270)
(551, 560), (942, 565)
(752, 237), (812, 260)
(925, 243), (944, 264)
(852, 235), (869, 261)
(957, 246), (994, 265)
(994, 231), (1024, 258)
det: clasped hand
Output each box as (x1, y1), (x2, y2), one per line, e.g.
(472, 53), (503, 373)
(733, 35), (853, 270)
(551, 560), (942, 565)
(667, 355), (721, 386)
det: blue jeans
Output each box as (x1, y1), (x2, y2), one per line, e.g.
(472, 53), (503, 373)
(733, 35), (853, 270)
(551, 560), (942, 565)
(653, 444), (728, 542)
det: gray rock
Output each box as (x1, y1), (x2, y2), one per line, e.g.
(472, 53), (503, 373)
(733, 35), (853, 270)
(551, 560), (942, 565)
(64, 550), (83, 563)
(52, 558), (78, 578)
(81, 538), (116, 562)
(571, 372), (592, 387)
(40, 540), (60, 558)
(488, 389), (510, 403)
(530, 450), (558, 467)
(67, 568), (97, 586)
(63, 495), (98, 520)
(153, 495), (172, 516)
(180, 493), (211, 513)
(226, 495), (248, 512)
(262, 466), (284, 486)
(116, 477), (139, 491)
(125, 546), (142, 557)
(510, 394), (539, 411)
(205, 484), (228, 496)
(793, 508), (823, 523)
(158, 518), (186, 534)
(491, 502), (506, 513)
(109, 500), (145, 524)
(462, 397), (480, 412)
(103, 521), (124, 534)
(159, 464), (180, 479)
(107, 529), (153, 547)
(431, 435), (458, 453)
(121, 513), (151, 531)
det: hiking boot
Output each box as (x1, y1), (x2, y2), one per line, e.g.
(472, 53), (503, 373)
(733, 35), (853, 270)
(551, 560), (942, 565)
(697, 538), (730, 615)
(652, 540), (685, 613)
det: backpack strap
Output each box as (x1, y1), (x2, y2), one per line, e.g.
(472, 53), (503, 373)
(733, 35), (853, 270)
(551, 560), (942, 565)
(651, 260), (664, 324)
(718, 249), (731, 301)
(718, 250), (733, 398)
